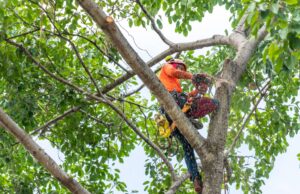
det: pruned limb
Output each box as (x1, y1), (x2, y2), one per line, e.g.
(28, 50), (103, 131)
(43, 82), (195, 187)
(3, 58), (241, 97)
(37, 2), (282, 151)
(234, 12), (249, 36)
(0, 108), (91, 194)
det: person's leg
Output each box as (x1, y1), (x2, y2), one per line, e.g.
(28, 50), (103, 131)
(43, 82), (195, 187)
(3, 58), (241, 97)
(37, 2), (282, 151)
(189, 97), (219, 118)
(173, 130), (202, 192)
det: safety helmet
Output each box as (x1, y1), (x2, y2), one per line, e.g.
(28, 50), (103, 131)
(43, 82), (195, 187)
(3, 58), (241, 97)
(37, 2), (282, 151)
(167, 58), (187, 71)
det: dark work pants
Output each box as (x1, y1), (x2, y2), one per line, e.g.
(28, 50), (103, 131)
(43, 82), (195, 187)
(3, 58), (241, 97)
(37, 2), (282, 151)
(173, 129), (201, 181)
(161, 92), (201, 182)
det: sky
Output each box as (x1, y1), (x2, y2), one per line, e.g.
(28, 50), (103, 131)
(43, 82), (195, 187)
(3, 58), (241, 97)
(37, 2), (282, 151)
(37, 5), (300, 194)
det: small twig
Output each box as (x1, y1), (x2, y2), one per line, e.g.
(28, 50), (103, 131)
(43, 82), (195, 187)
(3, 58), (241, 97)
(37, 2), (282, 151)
(223, 158), (232, 183)
(135, 0), (174, 46)
(64, 36), (102, 96)
(138, 106), (150, 138)
(225, 84), (271, 156)
(79, 109), (113, 127)
(31, 106), (81, 135)
(6, 28), (40, 40)
(62, 32), (130, 73)
(123, 84), (145, 98)
(117, 21), (153, 59)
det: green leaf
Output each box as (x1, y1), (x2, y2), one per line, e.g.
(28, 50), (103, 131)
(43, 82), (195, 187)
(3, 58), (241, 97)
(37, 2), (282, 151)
(270, 3), (279, 14)
(284, 0), (298, 5)
(288, 32), (300, 50)
(156, 19), (163, 29)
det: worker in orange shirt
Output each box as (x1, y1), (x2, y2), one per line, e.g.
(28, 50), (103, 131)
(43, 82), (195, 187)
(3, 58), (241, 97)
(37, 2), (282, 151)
(158, 57), (219, 194)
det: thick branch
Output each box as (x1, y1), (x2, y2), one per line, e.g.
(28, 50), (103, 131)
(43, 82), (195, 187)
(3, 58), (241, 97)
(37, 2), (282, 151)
(0, 108), (91, 194)
(101, 36), (230, 94)
(77, 0), (208, 159)
(201, 21), (268, 194)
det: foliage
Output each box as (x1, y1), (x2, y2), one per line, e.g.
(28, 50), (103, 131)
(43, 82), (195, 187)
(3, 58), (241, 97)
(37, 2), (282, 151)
(0, 0), (299, 194)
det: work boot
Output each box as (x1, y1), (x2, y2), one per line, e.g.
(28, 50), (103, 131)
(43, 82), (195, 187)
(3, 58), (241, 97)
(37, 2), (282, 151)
(193, 177), (203, 194)
(189, 118), (203, 130)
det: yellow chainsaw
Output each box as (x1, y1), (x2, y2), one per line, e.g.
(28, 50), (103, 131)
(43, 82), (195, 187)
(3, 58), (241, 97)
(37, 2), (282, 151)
(155, 103), (191, 138)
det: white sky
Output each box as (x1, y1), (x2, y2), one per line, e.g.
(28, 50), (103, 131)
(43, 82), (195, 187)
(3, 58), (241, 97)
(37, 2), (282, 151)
(37, 5), (300, 194)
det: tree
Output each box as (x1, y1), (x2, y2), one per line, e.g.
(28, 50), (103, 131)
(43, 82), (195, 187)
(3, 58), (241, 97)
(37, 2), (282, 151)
(0, 0), (299, 194)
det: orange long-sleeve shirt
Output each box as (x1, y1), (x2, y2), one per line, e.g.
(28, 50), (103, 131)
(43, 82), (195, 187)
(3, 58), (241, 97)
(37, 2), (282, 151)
(159, 63), (193, 93)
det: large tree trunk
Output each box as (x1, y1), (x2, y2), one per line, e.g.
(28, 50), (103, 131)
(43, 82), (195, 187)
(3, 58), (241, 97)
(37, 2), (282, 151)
(77, 1), (268, 193)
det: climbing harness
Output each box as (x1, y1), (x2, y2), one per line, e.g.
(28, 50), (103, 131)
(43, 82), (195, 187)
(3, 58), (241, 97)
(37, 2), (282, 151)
(155, 102), (192, 138)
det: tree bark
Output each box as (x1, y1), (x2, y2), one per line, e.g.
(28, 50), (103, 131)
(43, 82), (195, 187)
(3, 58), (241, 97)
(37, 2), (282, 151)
(0, 108), (91, 194)
(202, 28), (267, 193)
(77, 1), (268, 193)
(77, 0), (208, 160)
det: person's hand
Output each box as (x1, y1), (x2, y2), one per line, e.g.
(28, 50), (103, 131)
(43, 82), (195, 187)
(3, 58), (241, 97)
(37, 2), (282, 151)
(192, 73), (208, 85)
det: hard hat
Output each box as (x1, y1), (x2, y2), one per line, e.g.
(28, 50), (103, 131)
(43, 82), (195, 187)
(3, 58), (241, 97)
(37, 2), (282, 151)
(170, 58), (187, 71)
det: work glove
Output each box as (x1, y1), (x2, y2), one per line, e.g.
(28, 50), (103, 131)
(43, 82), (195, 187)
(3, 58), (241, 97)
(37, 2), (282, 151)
(192, 73), (210, 86)
(192, 73), (212, 94)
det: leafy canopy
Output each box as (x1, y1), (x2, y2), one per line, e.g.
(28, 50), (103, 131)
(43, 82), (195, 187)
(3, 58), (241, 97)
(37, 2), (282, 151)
(0, 0), (299, 194)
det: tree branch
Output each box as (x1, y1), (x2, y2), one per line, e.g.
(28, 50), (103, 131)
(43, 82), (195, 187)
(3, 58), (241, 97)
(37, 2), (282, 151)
(0, 108), (91, 194)
(79, 109), (113, 127)
(77, 0), (208, 159)
(100, 36), (230, 94)
(6, 28), (40, 40)
(123, 84), (145, 98)
(224, 84), (271, 157)
(102, 96), (178, 181)
(31, 106), (82, 136)
(34, 2), (103, 96)
(5, 38), (178, 181)
(63, 32), (130, 73)
(135, 0), (174, 46)
(61, 35), (102, 96)
(165, 173), (191, 194)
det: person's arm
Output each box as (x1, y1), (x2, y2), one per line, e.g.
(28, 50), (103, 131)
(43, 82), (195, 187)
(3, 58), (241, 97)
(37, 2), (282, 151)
(164, 64), (192, 79)
(188, 89), (199, 97)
